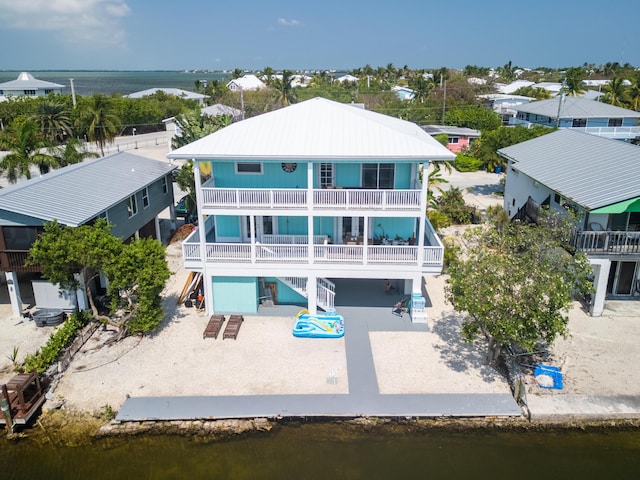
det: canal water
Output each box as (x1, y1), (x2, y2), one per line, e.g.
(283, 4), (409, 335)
(3, 422), (640, 479)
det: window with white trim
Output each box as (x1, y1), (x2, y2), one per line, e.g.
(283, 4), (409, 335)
(127, 195), (138, 217)
(448, 136), (459, 144)
(319, 163), (334, 187)
(362, 163), (394, 189)
(235, 162), (263, 174)
(142, 187), (149, 208)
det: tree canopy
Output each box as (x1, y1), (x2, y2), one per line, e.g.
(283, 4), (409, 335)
(445, 211), (593, 362)
(28, 219), (171, 339)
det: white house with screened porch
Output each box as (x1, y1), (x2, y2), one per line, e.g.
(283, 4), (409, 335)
(167, 97), (455, 321)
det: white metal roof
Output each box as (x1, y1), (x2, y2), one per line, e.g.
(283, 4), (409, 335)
(0, 152), (175, 226)
(226, 75), (266, 91)
(168, 97), (455, 162)
(124, 88), (206, 100)
(514, 96), (640, 119)
(498, 129), (640, 210)
(0, 72), (64, 91)
(421, 125), (481, 137)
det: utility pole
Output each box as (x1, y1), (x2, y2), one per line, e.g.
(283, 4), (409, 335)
(69, 78), (77, 108)
(442, 79), (446, 122)
(555, 79), (566, 128)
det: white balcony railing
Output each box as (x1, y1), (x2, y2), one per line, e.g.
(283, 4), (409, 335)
(182, 241), (443, 267)
(200, 187), (422, 211)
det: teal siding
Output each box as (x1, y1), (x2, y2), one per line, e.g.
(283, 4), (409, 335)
(216, 215), (240, 237)
(374, 217), (415, 241)
(394, 163), (412, 189)
(278, 216), (307, 235)
(214, 162), (307, 188)
(264, 277), (306, 304)
(314, 217), (334, 238)
(336, 163), (361, 187)
(212, 276), (258, 313)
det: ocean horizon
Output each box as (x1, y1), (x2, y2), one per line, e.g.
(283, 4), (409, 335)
(0, 69), (349, 97)
(0, 70), (233, 96)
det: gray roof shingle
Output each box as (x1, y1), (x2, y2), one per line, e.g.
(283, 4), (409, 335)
(513, 96), (640, 119)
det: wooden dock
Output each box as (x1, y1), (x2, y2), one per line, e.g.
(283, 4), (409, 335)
(1, 371), (46, 431)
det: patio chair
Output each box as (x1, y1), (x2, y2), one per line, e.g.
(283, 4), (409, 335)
(392, 297), (410, 317)
(223, 314), (244, 340)
(203, 315), (225, 339)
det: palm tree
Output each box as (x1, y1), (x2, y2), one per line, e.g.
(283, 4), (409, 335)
(627, 73), (640, 111)
(77, 95), (120, 156)
(271, 70), (298, 107)
(562, 67), (586, 97)
(262, 66), (275, 86)
(409, 75), (435, 104)
(50, 137), (99, 167)
(232, 68), (244, 79)
(0, 119), (55, 182)
(602, 77), (629, 107)
(30, 98), (73, 142)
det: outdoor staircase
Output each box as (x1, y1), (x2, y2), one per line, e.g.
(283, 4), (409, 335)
(280, 276), (335, 311)
(512, 195), (550, 224)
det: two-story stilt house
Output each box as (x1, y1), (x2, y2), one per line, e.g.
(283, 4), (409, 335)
(500, 129), (640, 316)
(168, 97), (455, 321)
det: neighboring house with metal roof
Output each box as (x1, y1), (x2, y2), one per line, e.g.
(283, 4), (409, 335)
(163, 103), (244, 137)
(0, 152), (177, 317)
(421, 125), (481, 153)
(124, 88), (207, 104)
(167, 97), (455, 320)
(499, 129), (640, 316)
(479, 93), (535, 125)
(0, 72), (64, 99)
(226, 75), (266, 91)
(510, 96), (640, 141)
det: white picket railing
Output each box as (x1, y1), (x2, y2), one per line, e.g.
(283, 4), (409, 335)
(261, 234), (328, 244)
(183, 242), (444, 267)
(200, 187), (422, 211)
(202, 188), (307, 208)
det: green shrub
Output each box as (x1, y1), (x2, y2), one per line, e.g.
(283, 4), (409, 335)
(427, 210), (451, 230)
(453, 153), (483, 172)
(24, 310), (93, 373)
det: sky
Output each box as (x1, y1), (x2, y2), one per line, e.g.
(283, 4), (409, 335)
(1, 0), (639, 72)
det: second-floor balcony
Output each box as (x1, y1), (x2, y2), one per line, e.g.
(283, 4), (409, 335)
(572, 230), (640, 255)
(181, 223), (444, 270)
(200, 187), (422, 212)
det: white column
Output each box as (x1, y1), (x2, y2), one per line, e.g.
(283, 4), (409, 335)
(417, 162), (428, 251)
(307, 275), (318, 315)
(249, 215), (256, 263)
(6, 272), (22, 318)
(590, 259), (610, 317)
(154, 216), (161, 242)
(307, 162), (314, 264)
(193, 159), (212, 315)
(74, 272), (88, 310)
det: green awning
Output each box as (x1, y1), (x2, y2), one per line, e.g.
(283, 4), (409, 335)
(591, 197), (640, 214)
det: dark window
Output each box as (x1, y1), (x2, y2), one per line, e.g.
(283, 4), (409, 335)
(23, 90), (36, 95)
(162, 177), (168, 194)
(127, 195), (138, 217)
(448, 137), (459, 144)
(236, 163), (262, 174)
(608, 118), (623, 127)
(362, 163), (394, 189)
(572, 118), (587, 127)
(142, 187), (149, 208)
(3, 227), (39, 250)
